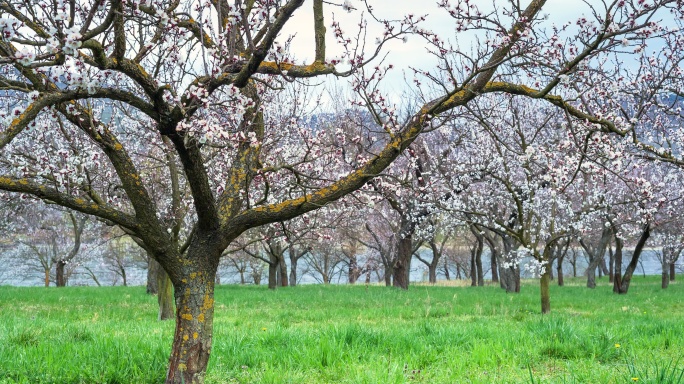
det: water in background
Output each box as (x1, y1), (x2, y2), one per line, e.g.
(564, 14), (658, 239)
(0, 245), (680, 287)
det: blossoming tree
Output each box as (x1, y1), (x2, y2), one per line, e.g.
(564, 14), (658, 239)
(1, 0), (681, 381)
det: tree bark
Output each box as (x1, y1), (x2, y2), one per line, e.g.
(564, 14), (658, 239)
(599, 256), (609, 279)
(278, 257), (289, 287)
(290, 255), (299, 286)
(581, 227), (612, 289)
(268, 254), (278, 290)
(383, 265), (392, 286)
(470, 249), (477, 287)
(157, 267), (175, 321)
(615, 224), (650, 294)
(608, 245), (615, 283)
(670, 262), (676, 281)
(44, 269), (50, 287)
(166, 270), (217, 384)
(55, 260), (67, 287)
(540, 261), (551, 314)
(490, 250), (499, 283)
(147, 258), (160, 294)
(662, 254), (670, 289)
(469, 225), (484, 286)
(613, 237), (623, 294)
(392, 234), (412, 290)
(348, 255), (358, 284)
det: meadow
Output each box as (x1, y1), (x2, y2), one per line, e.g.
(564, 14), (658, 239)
(0, 277), (683, 384)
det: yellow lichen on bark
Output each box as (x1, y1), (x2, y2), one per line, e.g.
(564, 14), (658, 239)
(202, 293), (214, 311)
(181, 313), (193, 321)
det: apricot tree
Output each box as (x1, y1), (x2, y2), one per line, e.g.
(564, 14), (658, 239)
(1, 0), (681, 382)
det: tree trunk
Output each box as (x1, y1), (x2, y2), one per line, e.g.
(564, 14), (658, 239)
(608, 245), (615, 283)
(147, 258), (160, 294)
(348, 255), (358, 284)
(290, 253), (299, 287)
(166, 270), (217, 384)
(540, 262), (551, 314)
(55, 260), (67, 287)
(670, 262), (676, 281)
(428, 264), (437, 284)
(157, 267), (175, 321)
(613, 237), (623, 293)
(586, 257), (599, 288)
(662, 254), (670, 289)
(616, 224), (650, 294)
(599, 256), (609, 279)
(278, 257), (289, 287)
(571, 259), (577, 277)
(44, 269), (50, 287)
(392, 235), (412, 290)
(443, 258), (450, 281)
(383, 265), (392, 286)
(470, 250), (476, 287)
(476, 249), (484, 286)
(268, 261), (277, 290)
(252, 269), (262, 285)
(490, 251), (499, 283)
(556, 257), (564, 287)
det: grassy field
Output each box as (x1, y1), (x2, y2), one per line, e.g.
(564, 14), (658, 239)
(0, 277), (683, 383)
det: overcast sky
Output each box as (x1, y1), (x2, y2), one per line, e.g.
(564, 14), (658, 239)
(279, 0), (602, 95)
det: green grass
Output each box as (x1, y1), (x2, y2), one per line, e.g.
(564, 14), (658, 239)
(0, 276), (683, 383)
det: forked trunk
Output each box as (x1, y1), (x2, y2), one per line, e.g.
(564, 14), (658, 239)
(616, 224), (650, 294)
